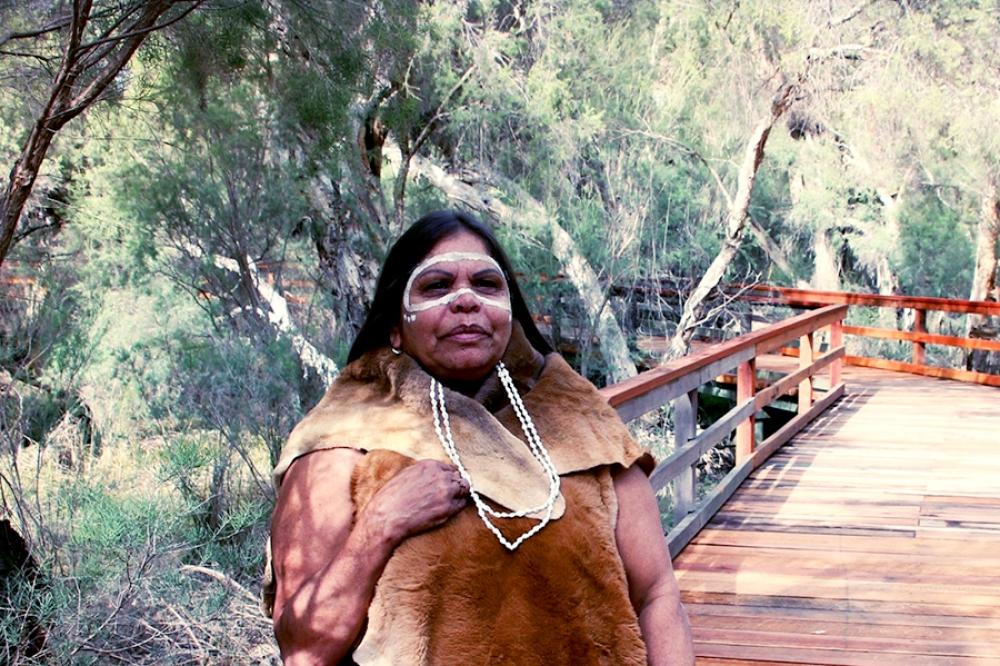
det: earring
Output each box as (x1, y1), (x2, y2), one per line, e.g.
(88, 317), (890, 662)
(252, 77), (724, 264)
(391, 346), (402, 356)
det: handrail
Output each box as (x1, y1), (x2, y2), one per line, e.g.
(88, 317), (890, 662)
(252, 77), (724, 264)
(600, 304), (848, 557)
(743, 285), (1000, 387)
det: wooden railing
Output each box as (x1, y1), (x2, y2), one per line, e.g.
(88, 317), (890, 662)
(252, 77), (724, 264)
(600, 304), (848, 557)
(743, 285), (1000, 388)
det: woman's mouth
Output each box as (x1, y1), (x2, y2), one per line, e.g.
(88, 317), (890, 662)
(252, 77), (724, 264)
(444, 324), (489, 342)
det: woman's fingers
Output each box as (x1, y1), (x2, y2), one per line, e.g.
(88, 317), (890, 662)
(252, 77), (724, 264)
(370, 459), (471, 539)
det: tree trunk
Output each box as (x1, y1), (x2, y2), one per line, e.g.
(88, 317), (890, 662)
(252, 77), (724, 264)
(663, 82), (798, 361)
(305, 174), (378, 341)
(409, 153), (638, 383)
(811, 225), (841, 291)
(965, 177), (1000, 372)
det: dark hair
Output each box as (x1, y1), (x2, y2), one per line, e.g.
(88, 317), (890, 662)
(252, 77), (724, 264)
(347, 209), (552, 363)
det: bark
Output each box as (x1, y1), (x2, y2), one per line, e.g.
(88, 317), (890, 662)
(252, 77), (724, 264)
(212, 253), (340, 388)
(305, 173), (378, 340)
(965, 177), (1000, 372)
(0, 0), (202, 271)
(662, 82), (798, 361)
(346, 87), (395, 234)
(832, 135), (906, 296)
(811, 225), (841, 291)
(409, 153), (639, 383)
(183, 243), (339, 387)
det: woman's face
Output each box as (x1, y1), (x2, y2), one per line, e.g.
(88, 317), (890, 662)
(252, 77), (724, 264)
(390, 230), (513, 383)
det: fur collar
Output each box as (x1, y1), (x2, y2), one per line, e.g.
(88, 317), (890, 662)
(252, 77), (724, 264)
(272, 323), (652, 516)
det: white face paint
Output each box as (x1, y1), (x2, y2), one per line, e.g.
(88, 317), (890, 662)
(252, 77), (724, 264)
(403, 251), (512, 322)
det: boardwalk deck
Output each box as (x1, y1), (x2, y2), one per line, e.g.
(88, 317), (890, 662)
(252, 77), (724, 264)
(673, 363), (1000, 665)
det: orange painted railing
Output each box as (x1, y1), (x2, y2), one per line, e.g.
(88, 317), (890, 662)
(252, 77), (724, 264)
(600, 304), (848, 556)
(743, 285), (1000, 388)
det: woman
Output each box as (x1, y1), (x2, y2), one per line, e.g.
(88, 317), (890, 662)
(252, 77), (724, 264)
(264, 210), (694, 665)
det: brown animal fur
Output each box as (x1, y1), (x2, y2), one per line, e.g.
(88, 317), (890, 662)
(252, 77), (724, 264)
(265, 325), (653, 664)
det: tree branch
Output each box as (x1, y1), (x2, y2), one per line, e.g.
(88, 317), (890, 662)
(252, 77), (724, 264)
(829, 0), (878, 27)
(663, 81), (799, 360)
(0, 15), (73, 48)
(76, 0), (202, 52)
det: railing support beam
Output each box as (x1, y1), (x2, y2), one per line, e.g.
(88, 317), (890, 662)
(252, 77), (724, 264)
(830, 319), (843, 387)
(736, 358), (756, 464)
(672, 389), (698, 522)
(912, 308), (926, 366)
(799, 332), (814, 413)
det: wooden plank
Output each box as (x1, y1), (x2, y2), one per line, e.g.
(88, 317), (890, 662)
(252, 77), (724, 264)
(676, 570), (1000, 607)
(693, 627), (1000, 659)
(681, 590), (1000, 619)
(609, 348), (753, 421)
(912, 308), (926, 365)
(754, 346), (844, 408)
(742, 283), (1000, 316)
(752, 383), (846, 461)
(684, 602), (1000, 629)
(843, 324), (1000, 352)
(666, 338), (1000, 664)
(736, 359), (756, 462)
(692, 615), (1000, 649)
(844, 356), (1000, 387)
(650, 397), (756, 493)
(830, 320), (843, 387)
(673, 389), (698, 520)
(798, 331), (814, 413)
(695, 641), (985, 665)
(602, 305), (846, 410)
(668, 458), (755, 558)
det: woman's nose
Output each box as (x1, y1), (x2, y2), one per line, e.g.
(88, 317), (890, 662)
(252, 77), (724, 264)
(450, 289), (481, 312)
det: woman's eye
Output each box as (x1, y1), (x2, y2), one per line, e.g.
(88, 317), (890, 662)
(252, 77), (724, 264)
(419, 279), (451, 294)
(474, 278), (504, 292)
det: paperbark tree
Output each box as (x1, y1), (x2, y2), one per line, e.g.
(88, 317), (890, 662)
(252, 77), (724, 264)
(0, 0), (202, 271)
(662, 81), (798, 360)
(965, 176), (1000, 372)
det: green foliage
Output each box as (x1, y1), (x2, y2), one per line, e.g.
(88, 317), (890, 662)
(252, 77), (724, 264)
(3, 0), (1000, 658)
(898, 197), (974, 298)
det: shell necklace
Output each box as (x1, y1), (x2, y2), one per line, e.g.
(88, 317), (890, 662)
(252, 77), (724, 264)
(430, 361), (561, 550)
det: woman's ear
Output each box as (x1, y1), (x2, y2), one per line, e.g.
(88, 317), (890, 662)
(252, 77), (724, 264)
(389, 326), (402, 350)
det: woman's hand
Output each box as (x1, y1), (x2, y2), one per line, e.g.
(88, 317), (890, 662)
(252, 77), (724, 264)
(365, 458), (470, 545)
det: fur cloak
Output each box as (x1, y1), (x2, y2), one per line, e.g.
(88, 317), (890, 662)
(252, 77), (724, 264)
(264, 325), (654, 665)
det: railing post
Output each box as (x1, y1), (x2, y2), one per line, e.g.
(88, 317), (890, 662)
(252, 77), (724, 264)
(799, 332), (814, 414)
(830, 318), (843, 387)
(672, 389), (698, 523)
(736, 358), (756, 464)
(912, 308), (926, 366)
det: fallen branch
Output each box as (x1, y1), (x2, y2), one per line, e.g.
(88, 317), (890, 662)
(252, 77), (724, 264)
(179, 565), (258, 607)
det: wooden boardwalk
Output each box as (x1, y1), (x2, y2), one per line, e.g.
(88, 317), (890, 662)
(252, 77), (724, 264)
(673, 364), (1000, 665)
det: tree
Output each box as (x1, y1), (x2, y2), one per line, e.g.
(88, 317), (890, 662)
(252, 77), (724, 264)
(0, 0), (202, 271)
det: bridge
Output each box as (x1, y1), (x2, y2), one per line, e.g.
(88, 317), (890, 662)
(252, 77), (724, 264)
(601, 287), (1000, 665)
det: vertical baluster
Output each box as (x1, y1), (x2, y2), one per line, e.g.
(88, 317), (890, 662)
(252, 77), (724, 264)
(736, 358), (756, 464)
(912, 308), (926, 366)
(672, 389), (698, 523)
(799, 332), (814, 413)
(830, 318), (844, 387)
